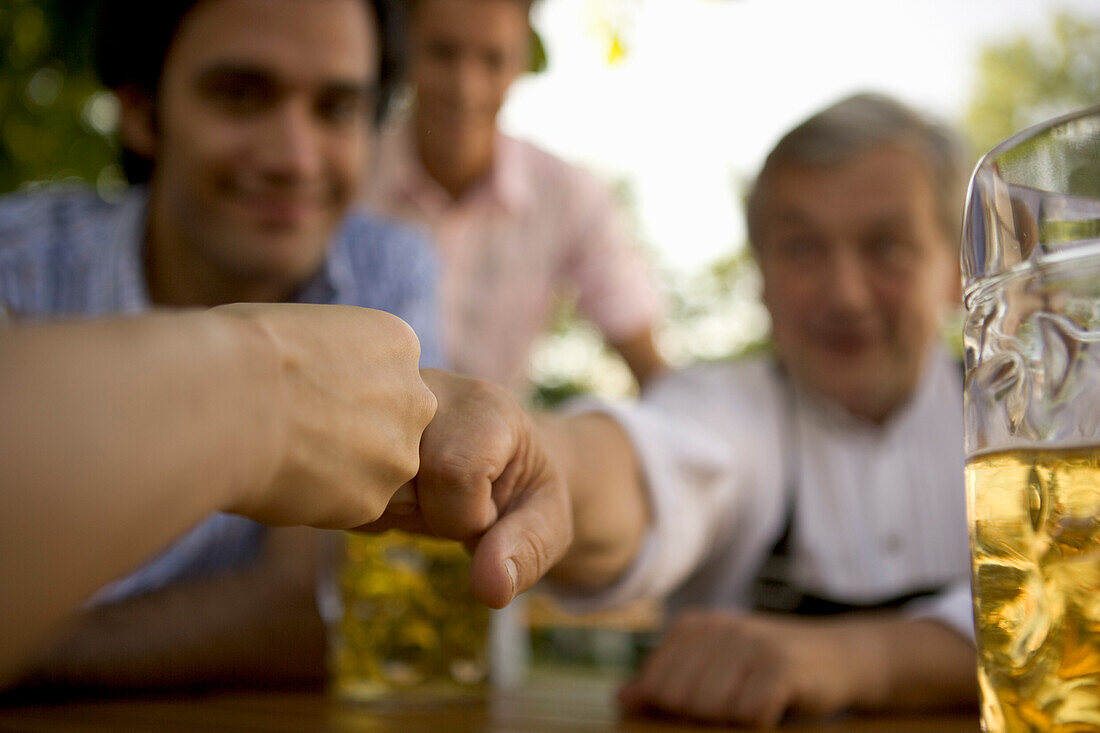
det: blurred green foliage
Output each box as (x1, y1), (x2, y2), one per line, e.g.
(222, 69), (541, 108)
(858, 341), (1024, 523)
(529, 26), (548, 73)
(966, 12), (1100, 156)
(0, 0), (121, 195)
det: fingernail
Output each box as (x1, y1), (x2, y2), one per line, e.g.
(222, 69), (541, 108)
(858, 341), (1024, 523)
(503, 558), (518, 599)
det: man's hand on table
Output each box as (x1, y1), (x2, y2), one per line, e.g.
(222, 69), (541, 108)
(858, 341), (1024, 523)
(619, 610), (884, 728)
(362, 369), (574, 609)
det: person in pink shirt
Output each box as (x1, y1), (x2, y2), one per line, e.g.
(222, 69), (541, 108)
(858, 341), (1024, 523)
(363, 0), (666, 393)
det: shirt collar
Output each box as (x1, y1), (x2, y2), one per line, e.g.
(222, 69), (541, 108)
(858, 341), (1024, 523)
(791, 344), (955, 439)
(388, 121), (533, 216)
(88, 187), (152, 315)
(292, 222), (356, 305)
(491, 132), (534, 212)
(88, 186), (352, 311)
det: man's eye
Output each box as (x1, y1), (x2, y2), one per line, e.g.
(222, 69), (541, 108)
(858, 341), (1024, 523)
(777, 237), (821, 261)
(484, 50), (506, 72)
(317, 94), (367, 124)
(202, 79), (272, 114)
(428, 41), (459, 64)
(866, 236), (914, 266)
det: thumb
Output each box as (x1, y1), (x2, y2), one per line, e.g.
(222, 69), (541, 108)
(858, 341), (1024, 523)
(467, 471), (572, 608)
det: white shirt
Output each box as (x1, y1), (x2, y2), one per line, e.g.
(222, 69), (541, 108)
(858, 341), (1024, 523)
(562, 347), (974, 639)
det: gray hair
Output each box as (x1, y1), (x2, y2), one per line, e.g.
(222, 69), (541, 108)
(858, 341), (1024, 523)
(746, 93), (971, 249)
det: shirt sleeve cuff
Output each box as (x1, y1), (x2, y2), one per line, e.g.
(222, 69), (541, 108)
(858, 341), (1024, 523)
(538, 396), (720, 613)
(903, 578), (975, 643)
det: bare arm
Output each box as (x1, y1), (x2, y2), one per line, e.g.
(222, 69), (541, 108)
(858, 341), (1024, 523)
(16, 527), (327, 691)
(851, 616), (976, 712)
(0, 311), (278, 684)
(610, 327), (667, 389)
(535, 412), (649, 591)
(0, 304), (436, 684)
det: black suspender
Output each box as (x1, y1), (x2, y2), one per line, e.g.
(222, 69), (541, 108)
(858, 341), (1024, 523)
(749, 362), (945, 616)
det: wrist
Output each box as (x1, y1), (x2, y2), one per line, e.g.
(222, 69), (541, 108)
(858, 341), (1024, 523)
(204, 306), (288, 517)
(539, 412), (642, 589)
(532, 414), (576, 492)
(834, 618), (893, 710)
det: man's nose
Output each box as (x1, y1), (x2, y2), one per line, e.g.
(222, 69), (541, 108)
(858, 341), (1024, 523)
(256, 102), (324, 182)
(450, 58), (485, 109)
(823, 249), (875, 313)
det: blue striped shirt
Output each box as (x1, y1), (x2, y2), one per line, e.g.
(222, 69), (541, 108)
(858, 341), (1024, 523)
(0, 186), (443, 604)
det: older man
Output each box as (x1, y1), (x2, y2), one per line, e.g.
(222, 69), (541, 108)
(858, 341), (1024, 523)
(535, 94), (978, 726)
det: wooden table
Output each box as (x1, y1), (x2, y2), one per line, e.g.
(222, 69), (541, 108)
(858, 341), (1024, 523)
(0, 672), (979, 732)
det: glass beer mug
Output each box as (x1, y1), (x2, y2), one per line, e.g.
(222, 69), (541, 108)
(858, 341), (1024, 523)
(963, 105), (1100, 732)
(318, 530), (490, 706)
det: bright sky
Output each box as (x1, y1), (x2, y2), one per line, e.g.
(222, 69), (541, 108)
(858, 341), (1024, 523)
(500, 0), (1100, 272)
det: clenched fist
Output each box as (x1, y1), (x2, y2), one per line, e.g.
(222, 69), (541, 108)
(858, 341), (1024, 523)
(217, 303), (437, 528)
(364, 370), (574, 609)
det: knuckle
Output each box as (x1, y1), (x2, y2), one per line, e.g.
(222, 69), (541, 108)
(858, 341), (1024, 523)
(515, 529), (553, 587)
(769, 641), (794, 669)
(463, 376), (513, 414)
(378, 417), (423, 479)
(376, 311), (423, 362)
(356, 495), (389, 526)
(394, 443), (421, 485)
(321, 485), (388, 530)
(412, 381), (438, 426)
(464, 373), (502, 397)
(422, 447), (483, 489)
(757, 640), (783, 667)
(359, 429), (421, 499)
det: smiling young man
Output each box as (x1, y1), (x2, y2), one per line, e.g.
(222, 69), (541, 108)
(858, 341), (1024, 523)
(364, 0), (666, 393)
(0, 0), (446, 688)
(531, 94), (979, 726)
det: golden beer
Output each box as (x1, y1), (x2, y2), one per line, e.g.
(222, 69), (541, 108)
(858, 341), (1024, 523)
(967, 447), (1100, 732)
(328, 531), (490, 705)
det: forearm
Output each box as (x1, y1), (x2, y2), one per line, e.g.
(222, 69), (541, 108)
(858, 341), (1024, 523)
(611, 328), (666, 388)
(843, 617), (978, 711)
(0, 311), (280, 681)
(15, 528), (327, 691)
(536, 412), (649, 590)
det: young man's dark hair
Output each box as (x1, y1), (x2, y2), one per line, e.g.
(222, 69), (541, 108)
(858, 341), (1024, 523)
(93, 0), (405, 183)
